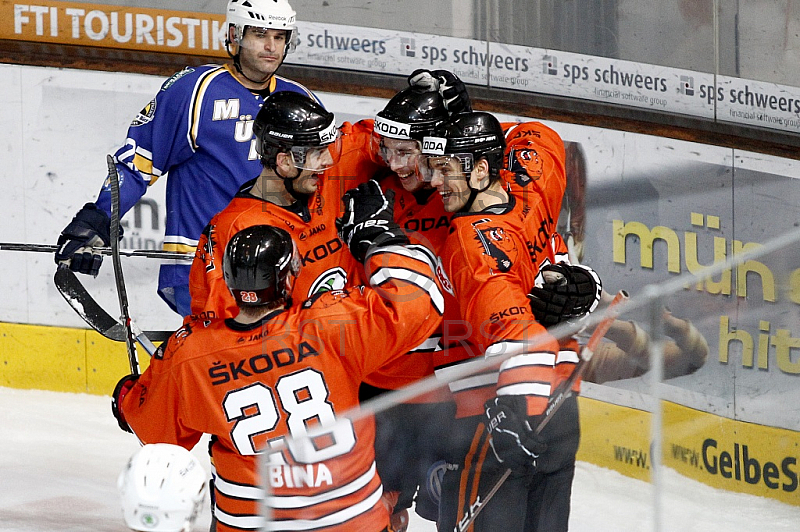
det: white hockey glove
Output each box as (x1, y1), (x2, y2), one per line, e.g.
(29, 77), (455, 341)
(407, 69), (473, 115)
(485, 396), (547, 471)
(335, 180), (409, 263)
(528, 263), (602, 327)
(55, 202), (114, 277)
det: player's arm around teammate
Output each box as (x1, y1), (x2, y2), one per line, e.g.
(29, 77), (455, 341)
(111, 179), (443, 531)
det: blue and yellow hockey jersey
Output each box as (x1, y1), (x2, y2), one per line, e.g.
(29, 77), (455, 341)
(94, 64), (319, 313)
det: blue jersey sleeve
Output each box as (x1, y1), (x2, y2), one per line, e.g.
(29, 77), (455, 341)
(95, 67), (200, 216)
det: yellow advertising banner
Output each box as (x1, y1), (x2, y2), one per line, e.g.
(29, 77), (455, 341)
(578, 397), (800, 506)
(0, 0), (228, 56)
(663, 401), (800, 506)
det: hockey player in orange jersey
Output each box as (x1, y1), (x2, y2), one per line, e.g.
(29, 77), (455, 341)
(112, 179), (445, 532)
(188, 91), (370, 321)
(357, 84), (460, 528)
(420, 111), (601, 532)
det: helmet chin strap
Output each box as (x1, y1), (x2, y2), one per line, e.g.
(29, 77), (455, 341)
(459, 175), (492, 213)
(277, 165), (310, 203)
(235, 53), (287, 86)
(460, 187), (481, 213)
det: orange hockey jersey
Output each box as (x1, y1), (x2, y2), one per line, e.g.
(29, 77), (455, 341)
(189, 120), (385, 321)
(319, 118), (452, 394)
(121, 245), (444, 532)
(188, 178), (363, 321)
(501, 120), (567, 225)
(363, 180), (452, 394)
(434, 122), (579, 418)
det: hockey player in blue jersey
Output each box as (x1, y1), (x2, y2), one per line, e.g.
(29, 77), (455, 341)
(55, 0), (320, 316)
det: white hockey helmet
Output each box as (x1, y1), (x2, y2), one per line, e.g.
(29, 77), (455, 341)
(226, 0), (298, 54)
(118, 444), (208, 532)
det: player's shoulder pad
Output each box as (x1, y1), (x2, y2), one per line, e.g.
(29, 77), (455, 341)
(338, 119), (374, 140)
(353, 118), (375, 134)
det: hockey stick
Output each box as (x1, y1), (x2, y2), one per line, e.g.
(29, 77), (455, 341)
(456, 290), (629, 531)
(53, 266), (165, 349)
(537, 289), (629, 433)
(108, 154), (142, 375)
(55, 265), (128, 342)
(1, 242), (192, 261)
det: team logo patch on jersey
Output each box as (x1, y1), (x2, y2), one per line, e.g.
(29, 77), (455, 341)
(303, 287), (351, 309)
(307, 267), (348, 297)
(131, 98), (157, 127)
(508, 147), (543, 186)
(471, 219), (517, 273)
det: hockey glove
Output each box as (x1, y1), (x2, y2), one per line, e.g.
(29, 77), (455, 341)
(485, 396), (547, 471)
(336, 180), (409, 263)
(528, 263), (602, 327)
(111, 374), (139, 433)
(407, 69), (473, 114)
(54, 202), (113, 277)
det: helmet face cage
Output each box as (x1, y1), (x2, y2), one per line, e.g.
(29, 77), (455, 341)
(372, 137), (422, 170)
(285, 128), (342, 171)
(258, 125), (341, 172)
(226, 0), (298, 54)
(417, 148), (474, 183)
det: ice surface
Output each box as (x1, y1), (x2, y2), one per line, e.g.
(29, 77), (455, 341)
(1, 387), (799, 531)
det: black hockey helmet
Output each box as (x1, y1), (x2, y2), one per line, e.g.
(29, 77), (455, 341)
(420, 111), (506, 181)
(374, 86), (449, 142)
(223, 225), (298, 308)
(253, 91), (341, 171)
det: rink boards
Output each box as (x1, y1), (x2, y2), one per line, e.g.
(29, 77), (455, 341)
(2, 320), (799, 507)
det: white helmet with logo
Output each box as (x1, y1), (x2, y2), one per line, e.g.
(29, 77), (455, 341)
(226, 0), (298, 54)
(118, 444), (208, 532)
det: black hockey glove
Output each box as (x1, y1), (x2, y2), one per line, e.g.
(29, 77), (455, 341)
(407, 69), (473, 114)
(111, 373), (139, 433)
(485, 396), (547, 471)
(54, 202), (114, 277)
(335, 179), (409, 263)
(528, 263), (602, 327)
